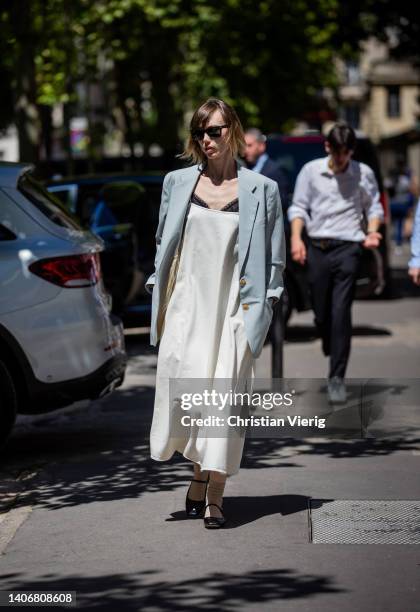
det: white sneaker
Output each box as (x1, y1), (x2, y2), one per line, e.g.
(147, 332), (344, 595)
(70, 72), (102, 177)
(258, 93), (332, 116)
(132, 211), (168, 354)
(327, 376), (347, 404)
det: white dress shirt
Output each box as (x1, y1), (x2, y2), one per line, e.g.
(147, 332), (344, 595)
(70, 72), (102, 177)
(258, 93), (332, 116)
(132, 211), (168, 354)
(288, 156), (384, 242)
(252, 152), (269, 174)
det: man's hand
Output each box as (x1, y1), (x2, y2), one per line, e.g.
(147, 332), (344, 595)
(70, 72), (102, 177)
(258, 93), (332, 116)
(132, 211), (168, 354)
(291, 236), (307, 265)
(362, 231), (382, 249)
(408, 267), (420, 286)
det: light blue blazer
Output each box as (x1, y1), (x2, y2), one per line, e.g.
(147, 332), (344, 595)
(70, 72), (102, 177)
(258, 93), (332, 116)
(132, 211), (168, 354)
(145, 160), (286, 358)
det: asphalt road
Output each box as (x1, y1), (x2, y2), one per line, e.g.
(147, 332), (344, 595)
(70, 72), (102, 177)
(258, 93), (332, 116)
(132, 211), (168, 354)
(0, 246), (419, 611)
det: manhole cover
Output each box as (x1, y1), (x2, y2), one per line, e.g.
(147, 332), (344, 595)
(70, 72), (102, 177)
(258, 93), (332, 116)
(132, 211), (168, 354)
(309, 500), (420, 544)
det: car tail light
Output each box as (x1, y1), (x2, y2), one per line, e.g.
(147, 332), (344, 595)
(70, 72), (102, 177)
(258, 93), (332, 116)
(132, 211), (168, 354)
(29, 252), (101, 288)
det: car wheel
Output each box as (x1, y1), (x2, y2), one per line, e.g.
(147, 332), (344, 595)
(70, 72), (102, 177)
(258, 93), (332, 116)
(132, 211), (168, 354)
(0, 359), (17, 446)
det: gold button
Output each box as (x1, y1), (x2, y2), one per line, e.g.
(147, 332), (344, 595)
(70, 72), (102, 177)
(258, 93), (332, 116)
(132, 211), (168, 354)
(242, 303), (249, 310)
(239, 278), (246, 287)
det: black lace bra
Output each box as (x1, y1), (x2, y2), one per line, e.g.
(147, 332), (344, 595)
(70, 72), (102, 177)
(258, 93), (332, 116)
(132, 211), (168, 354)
(191, 192), (239, 212)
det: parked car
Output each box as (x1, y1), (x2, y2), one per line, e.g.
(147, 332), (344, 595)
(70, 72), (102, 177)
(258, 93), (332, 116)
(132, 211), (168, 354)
(0, 162), (127, 445)
(46, 173), (164, 327)
(266, 131), (391, 323)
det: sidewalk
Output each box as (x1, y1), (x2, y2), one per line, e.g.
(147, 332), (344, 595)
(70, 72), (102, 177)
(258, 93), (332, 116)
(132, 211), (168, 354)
(0, 252), (419, 611)
(0, 367), (419, 611)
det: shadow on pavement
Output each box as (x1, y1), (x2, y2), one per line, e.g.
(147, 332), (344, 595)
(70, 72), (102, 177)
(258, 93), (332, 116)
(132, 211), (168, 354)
(1, 377), (418, 515)
(286, 324), (391, 343)
(0, 567), (345, 609)
(168, 493), (310, 529)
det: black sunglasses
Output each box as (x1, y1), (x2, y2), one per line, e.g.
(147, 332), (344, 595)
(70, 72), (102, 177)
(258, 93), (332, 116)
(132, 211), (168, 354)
(191, 124), (229, 141)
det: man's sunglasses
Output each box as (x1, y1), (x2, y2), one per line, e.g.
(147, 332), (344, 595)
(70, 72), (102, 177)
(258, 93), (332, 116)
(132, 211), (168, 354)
(191, 124), (229, 141)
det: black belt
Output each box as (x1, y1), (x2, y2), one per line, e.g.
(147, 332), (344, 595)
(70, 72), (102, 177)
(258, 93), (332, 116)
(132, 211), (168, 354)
(309, 237), (355, 251)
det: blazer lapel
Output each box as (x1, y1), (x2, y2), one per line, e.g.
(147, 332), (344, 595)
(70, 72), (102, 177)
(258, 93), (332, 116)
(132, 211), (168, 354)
(163, 164), (202, 250)
(238, 162), (259, 273)
(164, 161), (259, 274)
(171, 164), (202, 216)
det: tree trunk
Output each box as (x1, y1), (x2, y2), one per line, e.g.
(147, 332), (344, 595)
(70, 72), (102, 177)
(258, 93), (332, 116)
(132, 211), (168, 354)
(63, 102), (75, 176)
(10, 0), (41, 163)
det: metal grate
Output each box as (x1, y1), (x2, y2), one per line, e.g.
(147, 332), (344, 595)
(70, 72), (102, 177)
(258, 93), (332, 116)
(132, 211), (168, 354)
(309, 500), (420, 544)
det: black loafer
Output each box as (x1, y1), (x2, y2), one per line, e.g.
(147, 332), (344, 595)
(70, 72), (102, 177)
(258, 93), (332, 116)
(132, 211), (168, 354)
(185, 477), (209, 518)
(203, 503), (226, 529)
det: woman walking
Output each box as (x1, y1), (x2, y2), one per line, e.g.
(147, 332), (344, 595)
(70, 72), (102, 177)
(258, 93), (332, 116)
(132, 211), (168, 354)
(145, 98), (285, 528)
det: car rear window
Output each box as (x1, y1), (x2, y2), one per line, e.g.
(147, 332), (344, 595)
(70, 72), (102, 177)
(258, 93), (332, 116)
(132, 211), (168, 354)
(18, 173), (82, 230)
(48, 187), (73, 210)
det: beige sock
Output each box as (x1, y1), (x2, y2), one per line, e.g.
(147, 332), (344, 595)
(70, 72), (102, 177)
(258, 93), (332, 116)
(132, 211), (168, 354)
(188, 467), (209, 501)
(206, 479), (226, 516)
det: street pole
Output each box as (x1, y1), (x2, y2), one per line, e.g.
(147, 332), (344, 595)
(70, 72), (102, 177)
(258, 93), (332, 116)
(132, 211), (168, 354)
(271, 294), (284, 378)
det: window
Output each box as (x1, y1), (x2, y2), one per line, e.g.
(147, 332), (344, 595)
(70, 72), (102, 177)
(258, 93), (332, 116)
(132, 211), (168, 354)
(345, 60), (360, 86)
(344, 105), (360, 129)
(18, 173), (82, 231)
(47, 187), (73, 210)
(387, 86), (400, 118)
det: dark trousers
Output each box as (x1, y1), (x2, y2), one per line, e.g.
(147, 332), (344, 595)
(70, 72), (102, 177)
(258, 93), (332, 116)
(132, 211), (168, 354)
(307, 240), (363, 378)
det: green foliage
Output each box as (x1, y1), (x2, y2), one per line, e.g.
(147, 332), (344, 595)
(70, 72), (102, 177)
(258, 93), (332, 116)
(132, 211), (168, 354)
(1, 0), (418, 156)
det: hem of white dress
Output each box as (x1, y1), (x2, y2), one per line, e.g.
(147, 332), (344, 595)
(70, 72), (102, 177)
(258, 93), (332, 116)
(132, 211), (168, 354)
(150, 451), (239, 477)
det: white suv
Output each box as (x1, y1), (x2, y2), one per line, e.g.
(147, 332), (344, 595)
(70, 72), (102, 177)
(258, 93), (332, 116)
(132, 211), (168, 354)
(0, 162), (127, 444)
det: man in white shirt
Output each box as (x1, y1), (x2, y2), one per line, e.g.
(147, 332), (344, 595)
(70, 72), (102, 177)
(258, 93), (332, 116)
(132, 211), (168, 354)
(288, 122), (384, 402)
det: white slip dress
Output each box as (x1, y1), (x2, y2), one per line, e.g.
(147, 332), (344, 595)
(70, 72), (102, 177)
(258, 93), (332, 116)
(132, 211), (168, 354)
(149, 195), (255, 476)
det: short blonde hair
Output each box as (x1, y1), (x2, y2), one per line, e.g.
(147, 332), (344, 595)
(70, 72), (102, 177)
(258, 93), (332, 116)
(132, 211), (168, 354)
(179, 98), (246, 165)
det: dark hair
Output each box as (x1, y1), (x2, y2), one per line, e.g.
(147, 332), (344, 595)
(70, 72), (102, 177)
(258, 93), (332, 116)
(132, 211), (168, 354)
(179, 97), (246, 164)
(326, 122), (356, 151)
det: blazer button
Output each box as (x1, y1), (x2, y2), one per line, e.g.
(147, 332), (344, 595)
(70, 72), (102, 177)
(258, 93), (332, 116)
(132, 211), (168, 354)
(239, 278), (246, 287)
(242, 303), (249, 310)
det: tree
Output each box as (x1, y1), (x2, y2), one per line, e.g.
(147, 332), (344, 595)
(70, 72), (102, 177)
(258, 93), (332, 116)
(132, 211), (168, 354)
(1, 0), (418, 164)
